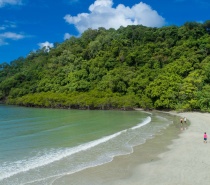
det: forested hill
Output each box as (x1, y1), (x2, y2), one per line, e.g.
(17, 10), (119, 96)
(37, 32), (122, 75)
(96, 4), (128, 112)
(1, 21), (210, 111)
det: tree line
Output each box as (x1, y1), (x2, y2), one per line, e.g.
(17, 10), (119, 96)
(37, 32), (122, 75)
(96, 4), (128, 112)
(1, 21), (210, 111)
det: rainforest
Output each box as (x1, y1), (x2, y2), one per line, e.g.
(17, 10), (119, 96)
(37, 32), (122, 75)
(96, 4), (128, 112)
(1, 21), (210, 111)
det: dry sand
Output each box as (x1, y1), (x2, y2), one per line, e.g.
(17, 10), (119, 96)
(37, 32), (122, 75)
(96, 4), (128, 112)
(53, 112), (210, 185)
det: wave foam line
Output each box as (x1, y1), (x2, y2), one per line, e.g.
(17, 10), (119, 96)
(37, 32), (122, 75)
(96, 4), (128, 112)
(0, 129), (126, 181)
(131, 116), (151, 130)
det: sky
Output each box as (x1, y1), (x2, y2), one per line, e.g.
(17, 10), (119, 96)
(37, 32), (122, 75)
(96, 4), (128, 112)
(0, 0), (209, 64)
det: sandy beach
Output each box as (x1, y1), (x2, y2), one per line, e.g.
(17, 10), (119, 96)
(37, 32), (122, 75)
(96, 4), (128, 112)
(112, 112), (210, 185)
(52, 112), (210, 185)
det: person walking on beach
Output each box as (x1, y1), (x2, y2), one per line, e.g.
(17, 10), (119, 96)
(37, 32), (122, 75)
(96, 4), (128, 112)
(204, 132), (207, 143)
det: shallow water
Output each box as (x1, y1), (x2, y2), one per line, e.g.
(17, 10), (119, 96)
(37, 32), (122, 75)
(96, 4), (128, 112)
(0, 105), (174, 185)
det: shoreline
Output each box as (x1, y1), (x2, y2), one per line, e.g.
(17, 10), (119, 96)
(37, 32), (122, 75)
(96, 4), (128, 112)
(51, 111), (182, 185)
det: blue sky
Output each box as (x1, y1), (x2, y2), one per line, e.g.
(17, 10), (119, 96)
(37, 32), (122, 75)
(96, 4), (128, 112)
(0, 0), (209, 64)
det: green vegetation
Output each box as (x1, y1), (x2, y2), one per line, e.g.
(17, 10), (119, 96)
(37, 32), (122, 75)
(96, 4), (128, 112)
(1, 21), (210, 111)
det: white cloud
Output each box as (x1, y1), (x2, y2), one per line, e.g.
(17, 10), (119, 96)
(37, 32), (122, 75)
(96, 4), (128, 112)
(0, 0), (22, 7)
(38, 41), (54, 52)
(64, 0), (165, 34)
(64, 33), (72, 40)
(0, 31), (25, 45)
(0, 21), (24, 46)
(0, 32), (24, 39)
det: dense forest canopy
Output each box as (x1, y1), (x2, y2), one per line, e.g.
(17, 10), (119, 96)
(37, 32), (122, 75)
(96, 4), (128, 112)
(1, 21), (210, 111)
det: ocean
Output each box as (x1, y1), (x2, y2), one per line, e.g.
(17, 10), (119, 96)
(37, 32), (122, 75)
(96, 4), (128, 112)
(0, 105), (177, 185)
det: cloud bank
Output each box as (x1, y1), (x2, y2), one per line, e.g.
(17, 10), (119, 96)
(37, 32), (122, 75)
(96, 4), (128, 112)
(64, 0), (165, 34)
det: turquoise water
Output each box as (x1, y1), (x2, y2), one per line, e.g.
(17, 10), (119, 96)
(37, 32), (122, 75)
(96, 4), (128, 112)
(0, 105), (173, 185)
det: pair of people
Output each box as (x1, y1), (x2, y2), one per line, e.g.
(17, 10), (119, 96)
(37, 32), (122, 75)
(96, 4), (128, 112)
(180, 117), (187, 130)
(180, 117), (187, 124)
